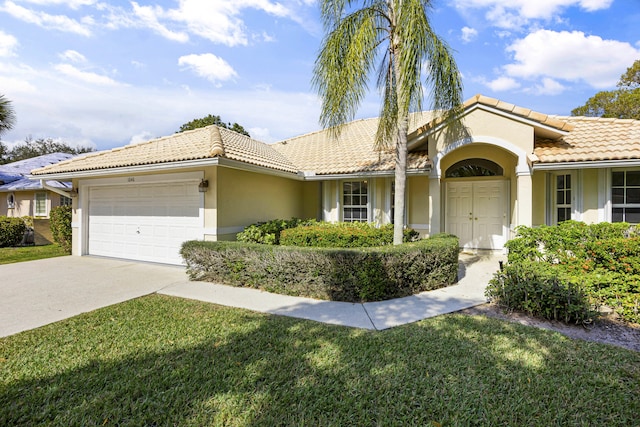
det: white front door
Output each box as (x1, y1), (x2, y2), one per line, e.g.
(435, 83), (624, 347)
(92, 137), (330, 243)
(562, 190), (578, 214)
(446, 180), (508, 250)
(88, 181), (202, 265)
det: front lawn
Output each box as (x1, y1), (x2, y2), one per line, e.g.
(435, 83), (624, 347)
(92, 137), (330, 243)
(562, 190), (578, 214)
(0, 244), (68, 265)
(1, 295), (638, 426)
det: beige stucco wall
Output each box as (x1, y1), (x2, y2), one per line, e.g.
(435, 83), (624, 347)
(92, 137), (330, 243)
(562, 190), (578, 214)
(0, 190), (61, 218)
(429, 108), (535, 155)
(215, 166), (306, 239)
(581, 169), (600, 224)
(301, 181), (322, 220)
(531, 171), (546, 226)
(407, 176), (429, 236)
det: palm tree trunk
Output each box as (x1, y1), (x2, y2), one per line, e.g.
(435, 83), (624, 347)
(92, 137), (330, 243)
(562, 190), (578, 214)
(393, 118), (408, 245)
(392, 7), (408, 245)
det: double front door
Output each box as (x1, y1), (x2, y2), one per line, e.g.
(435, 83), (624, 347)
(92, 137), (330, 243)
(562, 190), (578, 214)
(445, 180), (508, 250)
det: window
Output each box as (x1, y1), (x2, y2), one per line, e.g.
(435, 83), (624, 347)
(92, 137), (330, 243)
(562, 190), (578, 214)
(35, 192), (47, 216)
(556, 174), (572, 223)
(445, 158), (503, 178)
(60, 195), (72, 206)
(612, 170), (640, 223)
(7, 193), (15, 209)
(343, 181), (368, 222)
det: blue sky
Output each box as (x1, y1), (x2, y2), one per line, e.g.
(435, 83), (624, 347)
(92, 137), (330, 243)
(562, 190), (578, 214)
(0, 0), (638, 151)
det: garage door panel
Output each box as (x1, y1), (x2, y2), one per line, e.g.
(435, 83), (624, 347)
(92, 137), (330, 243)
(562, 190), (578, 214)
(88, 181), (203, 265)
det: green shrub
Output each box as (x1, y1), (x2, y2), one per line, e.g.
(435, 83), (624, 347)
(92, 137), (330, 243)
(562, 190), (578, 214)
(486, 261), (596, 324)
(0, 216), (27, 247)
(50, 205), (72, 253)
(280, 222), (419, 247)
(500, 221), (640, 324)
(236, 218), (313, 245)
(181, 234), (458, 302)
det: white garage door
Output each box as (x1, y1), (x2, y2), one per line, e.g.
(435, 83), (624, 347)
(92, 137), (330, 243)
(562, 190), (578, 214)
(88, 181), (202, 265)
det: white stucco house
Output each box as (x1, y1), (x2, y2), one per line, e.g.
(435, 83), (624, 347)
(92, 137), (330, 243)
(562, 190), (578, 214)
(30, 95), (640, 265)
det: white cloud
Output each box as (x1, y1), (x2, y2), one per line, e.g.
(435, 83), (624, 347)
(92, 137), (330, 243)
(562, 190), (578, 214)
(0, 64), (322, 149)
(131, 2), (189, 43)
(0, 75), (37, 93)
(1, 0), (92, 36)
(504, 30), (640, 88)
(58, 49), (86, 63)
(19, 0), (96, 9)
(178, 53), (238, 85)
(54, 63), (123, 86)
(148, 0), (295, 46)
(0, 30), (18, 57)
(461, 26), (478, 43)
(485, 76), (521, 92)
(452, 0), (613, 29)
(531, 77), (566, 95)
(128, 131), (156, 145)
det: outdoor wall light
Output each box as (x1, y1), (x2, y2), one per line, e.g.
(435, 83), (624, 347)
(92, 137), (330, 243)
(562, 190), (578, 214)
(69, 188), (78, 198)
(198, 179), (209, 193)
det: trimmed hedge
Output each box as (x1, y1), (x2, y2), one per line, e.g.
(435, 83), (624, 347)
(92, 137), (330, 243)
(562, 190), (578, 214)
(487, 221), (640, 324)
(280, 222), (419, 247)
(0, 216), (27, 247)
(487, 261), (595, 324)
(50, 205), (72, 253)
(236, 218), (312, 245)
(237, 219), (419, 247)
(181, 234), (459, 302)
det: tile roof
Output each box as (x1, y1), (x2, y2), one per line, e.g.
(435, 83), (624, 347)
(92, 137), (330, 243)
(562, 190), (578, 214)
(32, 126), (299, 176)
(272, 113), (434, 175)
(28, 95), (640, 177)
(534, 116), (640, 163)
(415, 94), (575, 135)
(0, 153), (74, 176)
(0, 153), (74, 191)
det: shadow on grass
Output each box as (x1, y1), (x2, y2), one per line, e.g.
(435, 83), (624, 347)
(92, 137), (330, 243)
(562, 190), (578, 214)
(1, 295), (638, 426)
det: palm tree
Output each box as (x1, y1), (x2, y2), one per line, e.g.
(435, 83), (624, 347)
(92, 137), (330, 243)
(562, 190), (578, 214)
(0, 94), (16, 137)
(313, 0), (464, 244)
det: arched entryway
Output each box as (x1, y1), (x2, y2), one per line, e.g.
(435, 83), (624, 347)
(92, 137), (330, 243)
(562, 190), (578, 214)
(444, 159), (509, 250)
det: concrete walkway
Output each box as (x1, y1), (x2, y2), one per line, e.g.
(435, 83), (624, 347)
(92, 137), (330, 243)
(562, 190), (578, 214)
(0, 253), (504, 337)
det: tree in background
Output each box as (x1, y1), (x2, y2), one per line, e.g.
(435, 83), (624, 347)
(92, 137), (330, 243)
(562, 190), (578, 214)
(1, 136), (95, 164)
(178, 114), (251, 137)
(572, 60), (640, 120)
(313, 0), (464, 244)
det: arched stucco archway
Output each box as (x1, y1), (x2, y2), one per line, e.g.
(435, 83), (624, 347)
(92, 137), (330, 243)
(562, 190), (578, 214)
(427, 136), (534, 250)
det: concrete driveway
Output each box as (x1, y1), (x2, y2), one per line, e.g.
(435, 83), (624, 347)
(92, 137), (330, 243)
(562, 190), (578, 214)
(0, 256), (188, 338)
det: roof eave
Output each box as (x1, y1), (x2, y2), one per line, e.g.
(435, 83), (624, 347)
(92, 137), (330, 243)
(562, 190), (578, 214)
(301, 167), (431, 181)
(29, 158), (224, 180)
(533, 159), (640, 170)
(30, 157), (302, 181)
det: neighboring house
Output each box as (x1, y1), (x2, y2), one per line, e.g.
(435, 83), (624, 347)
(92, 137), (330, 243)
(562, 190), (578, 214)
(31, 95), (640, 265)
(0, 153), (75, 219)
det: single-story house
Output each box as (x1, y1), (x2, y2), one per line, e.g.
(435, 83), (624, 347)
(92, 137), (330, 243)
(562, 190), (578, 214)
(0, 153), (75, 219)
(31, 94), (640, 265)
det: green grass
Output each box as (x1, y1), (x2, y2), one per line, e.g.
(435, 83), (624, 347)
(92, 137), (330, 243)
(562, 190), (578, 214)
(0, 244), (69, 265)
(1, 295), (638, 426)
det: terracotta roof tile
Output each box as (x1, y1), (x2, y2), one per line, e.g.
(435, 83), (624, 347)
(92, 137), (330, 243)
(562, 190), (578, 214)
(32, 126), (299, 175)
(272, 113), (434, 175)
(534, 116), (640, 163)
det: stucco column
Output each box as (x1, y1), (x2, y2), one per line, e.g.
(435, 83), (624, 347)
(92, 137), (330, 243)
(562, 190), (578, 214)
(516, 172), (533, 228)
(428, 174), (441, 235)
